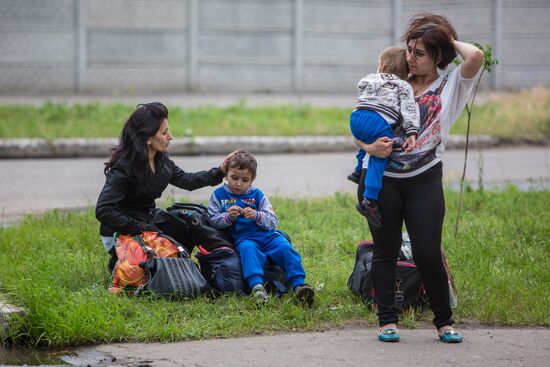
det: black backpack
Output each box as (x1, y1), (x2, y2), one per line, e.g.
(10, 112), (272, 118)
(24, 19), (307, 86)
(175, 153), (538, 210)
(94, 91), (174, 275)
(348, 238), (429, 312)
(195, 242), (290, 297)
(195, 246), (246, 294)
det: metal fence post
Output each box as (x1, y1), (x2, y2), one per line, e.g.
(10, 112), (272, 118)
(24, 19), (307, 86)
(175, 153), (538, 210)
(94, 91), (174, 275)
(188, 0), (198, 91)
(492, 0), (502, 89)
(293, 0), (304, 92)
(75, 0), (87, 92)
(392, 0), (402, 45)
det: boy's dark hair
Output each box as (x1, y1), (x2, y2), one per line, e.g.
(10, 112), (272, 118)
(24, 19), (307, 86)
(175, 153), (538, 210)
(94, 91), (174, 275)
(227, 150), (257, 180)
(379, 46), (409, 80)
(402, 12), (457, 70)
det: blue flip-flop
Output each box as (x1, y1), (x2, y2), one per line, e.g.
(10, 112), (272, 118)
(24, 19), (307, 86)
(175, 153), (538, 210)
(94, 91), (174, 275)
(378, 327), (400, 342)
(439, 329), (463, 343)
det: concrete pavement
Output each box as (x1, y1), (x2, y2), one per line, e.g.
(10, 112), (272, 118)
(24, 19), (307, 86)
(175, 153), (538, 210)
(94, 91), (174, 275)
(69, 325), (550, 367)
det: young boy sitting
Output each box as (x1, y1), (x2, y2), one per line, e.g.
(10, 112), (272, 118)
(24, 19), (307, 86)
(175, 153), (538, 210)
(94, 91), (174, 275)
(207, 150), (315, 305)
(349, 46), (420, 228)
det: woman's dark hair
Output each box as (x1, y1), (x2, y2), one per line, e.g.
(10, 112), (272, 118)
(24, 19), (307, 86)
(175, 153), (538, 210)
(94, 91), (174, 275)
(227, 150), (257, 180)
(402, 12), (458, 69)
(105, 102), (169, 180)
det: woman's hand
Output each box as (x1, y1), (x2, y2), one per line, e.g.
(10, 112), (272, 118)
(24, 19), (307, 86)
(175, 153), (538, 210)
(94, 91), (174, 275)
(353, 137), (393, 158)
(242, 207), (256, 220)
(220, 150), (240, 174)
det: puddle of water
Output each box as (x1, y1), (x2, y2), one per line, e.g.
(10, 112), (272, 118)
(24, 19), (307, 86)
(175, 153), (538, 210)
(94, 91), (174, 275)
(0, 346), (112, 366)
(0, 346), (71, 366)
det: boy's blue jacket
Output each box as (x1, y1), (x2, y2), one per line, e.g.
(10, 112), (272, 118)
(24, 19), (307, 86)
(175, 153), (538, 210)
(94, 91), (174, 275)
(208, 184), (279, 243)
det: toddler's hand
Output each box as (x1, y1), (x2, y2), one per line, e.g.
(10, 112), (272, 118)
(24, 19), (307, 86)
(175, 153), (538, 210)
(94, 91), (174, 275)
(403, 135), (417, 152)
(242, 207), (257, 220)
(228, 205), (242, 219)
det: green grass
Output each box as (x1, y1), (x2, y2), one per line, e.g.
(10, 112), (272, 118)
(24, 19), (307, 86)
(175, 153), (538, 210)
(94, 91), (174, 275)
(450, 87), (550, 141)
(1, 188), (549, 347)
(1, 88), (549, 140)
(0, 102), (349, 139)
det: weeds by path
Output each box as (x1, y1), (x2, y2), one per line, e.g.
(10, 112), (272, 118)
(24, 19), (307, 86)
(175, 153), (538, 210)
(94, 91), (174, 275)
(0, 88), (549, 141)
(1, 188), (549, 346)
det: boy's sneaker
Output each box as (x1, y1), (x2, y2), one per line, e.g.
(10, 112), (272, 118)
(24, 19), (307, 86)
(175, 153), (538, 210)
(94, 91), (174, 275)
(356, 199), (382, 228)
(251, 284), (269, 303)
(294, 284), (315, 306)
(347, 170), (361, 184)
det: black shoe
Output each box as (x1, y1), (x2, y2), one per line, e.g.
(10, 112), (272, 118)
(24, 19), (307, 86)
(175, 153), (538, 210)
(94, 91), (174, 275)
(347, 171), (362, 184)
(294, 284), (315, 306)
(356, 199), (382, 228)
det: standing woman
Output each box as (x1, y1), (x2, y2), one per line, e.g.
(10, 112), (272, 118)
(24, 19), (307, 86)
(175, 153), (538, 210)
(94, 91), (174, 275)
(96, 102), (235, 269)
(357, 13), (483, 343)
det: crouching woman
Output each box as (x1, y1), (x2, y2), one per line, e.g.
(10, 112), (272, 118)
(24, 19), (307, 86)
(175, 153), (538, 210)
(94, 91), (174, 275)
(95, 102), (234, 270)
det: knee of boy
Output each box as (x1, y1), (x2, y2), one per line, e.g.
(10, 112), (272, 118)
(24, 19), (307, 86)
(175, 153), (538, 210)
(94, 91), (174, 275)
(236, 241), (257, 253)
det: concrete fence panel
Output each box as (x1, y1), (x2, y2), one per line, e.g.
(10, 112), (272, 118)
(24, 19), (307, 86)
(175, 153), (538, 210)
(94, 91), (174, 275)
(0, 0), (549, 93)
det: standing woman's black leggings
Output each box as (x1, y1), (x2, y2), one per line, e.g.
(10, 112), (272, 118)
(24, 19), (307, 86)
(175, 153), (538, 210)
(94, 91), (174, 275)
(358, 162), (453, 329)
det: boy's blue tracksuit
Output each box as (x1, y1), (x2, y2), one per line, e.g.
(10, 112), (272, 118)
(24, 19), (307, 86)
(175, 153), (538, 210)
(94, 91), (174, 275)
(208, 184), (306, 289)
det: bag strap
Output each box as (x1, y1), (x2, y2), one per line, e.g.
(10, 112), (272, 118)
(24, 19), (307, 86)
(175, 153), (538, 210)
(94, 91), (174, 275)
(135, 235), (159, 259)
(433, 74), (449, 96)
(395, 277), (404, 312)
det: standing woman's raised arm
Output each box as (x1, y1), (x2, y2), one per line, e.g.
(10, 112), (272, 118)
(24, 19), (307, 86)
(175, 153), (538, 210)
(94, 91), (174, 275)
(454, 40), (484, 79)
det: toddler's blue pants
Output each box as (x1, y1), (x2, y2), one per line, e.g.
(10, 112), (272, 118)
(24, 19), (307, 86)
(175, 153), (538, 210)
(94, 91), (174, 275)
(350, 109), (393, 201)
(236, 231), (306, 289)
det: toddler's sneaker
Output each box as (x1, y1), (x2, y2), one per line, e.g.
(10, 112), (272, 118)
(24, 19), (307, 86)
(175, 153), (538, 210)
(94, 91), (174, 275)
(294, 284), (315, 306)
(251, 284), (269, 303)
(356, 199), (382, 228)
(347, 170), (361, 184)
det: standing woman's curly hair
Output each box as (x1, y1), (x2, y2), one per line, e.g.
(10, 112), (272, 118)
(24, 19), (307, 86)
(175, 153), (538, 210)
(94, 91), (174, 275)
(402, 12), (458, 70)
(105, 102), (169, 180)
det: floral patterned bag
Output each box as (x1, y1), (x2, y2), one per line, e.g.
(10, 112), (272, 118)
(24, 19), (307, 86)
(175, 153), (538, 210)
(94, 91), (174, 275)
(108, 231), (185, 295)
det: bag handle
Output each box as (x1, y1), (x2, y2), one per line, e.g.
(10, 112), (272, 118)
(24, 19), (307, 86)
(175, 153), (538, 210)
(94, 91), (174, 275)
(168, 202), (208, 214)
(135, 232), (190, 259)
(135, 235), (159, 259)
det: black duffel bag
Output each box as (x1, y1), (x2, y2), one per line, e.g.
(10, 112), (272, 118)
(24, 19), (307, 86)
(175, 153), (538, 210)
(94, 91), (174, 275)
(139, 257), (210, 299)
(128, 233), (210, 299)
(154, 202), (234, 253)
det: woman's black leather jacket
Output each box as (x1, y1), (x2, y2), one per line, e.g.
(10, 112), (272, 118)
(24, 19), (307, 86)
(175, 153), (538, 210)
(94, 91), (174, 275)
(95, 157), (224, 237)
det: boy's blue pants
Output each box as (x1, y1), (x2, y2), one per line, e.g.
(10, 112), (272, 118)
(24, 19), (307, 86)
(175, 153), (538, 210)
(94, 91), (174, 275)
(350, 109), (393, 201)
(236, 232), (306, 289)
